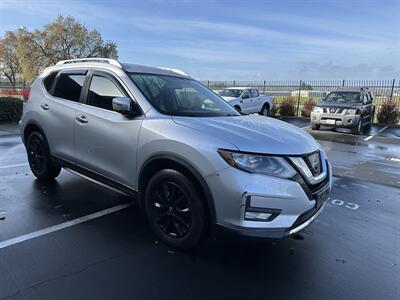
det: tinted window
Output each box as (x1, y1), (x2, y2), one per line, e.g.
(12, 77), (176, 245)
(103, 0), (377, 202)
(129, 73), (240, 117)
(251, 89), (259, 97)
(43, 71), (58, 94)
(87, 75), (124, 111)
(53, 73), (85, 101)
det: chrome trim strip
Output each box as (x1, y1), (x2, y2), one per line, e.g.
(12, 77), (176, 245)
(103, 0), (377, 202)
(289, 151), (327, 185)
(288, 202), (326, 235)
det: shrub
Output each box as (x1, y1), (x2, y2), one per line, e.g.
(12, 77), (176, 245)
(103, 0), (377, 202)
(279, 96), (296, 116)
(377, 101), (400, 125)
(0, 97), (23, 122)
(301, 98), (316, 117)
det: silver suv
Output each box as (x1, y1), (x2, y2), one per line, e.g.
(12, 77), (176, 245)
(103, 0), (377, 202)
(20, 58), (332, 250)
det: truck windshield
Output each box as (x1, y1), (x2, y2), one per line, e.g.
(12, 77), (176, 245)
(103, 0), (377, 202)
(323, 92), (361, 104)
(129, 73), (241, 117)
(220, 89), (243, 98)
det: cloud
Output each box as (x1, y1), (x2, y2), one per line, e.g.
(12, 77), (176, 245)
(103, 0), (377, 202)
(292, 62), (399, 79)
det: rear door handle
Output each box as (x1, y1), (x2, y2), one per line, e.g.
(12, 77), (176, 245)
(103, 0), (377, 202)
(76, 114), (88, 124)
(40, 104), (49, 110)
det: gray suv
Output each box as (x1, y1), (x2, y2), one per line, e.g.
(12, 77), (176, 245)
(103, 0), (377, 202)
(310, 87), (374, 134)
(20, 58), (332, 250)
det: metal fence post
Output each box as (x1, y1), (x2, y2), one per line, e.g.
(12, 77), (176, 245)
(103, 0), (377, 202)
(263, 80), (266, 95)
(296, 80), (302, 116)
(389, 79), (395, 102)
(233, 80), (235, 87)
(207, 80), (210, 88)
(342, 79), (345, 87)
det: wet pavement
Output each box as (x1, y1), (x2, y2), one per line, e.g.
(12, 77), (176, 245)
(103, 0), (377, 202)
(0, 121), (399, 300)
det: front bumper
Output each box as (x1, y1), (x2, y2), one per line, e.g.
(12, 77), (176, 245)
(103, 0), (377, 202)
(206, 159), (332, 239)
(311, 111), (360, 128)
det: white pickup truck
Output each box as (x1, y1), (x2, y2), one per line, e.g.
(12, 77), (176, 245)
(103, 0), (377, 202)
(220, 87), (273, 115)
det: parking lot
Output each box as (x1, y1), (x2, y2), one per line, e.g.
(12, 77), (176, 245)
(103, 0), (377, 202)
(0, 120), (399, 300)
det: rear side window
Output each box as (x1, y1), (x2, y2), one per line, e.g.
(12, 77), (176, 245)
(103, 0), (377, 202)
(87, 75), (124, 111)
(43, 71), (58, 94)
(53, 73), (86, 102)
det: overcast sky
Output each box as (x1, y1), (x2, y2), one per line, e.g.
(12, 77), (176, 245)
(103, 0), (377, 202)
(1, 0), (399, 80)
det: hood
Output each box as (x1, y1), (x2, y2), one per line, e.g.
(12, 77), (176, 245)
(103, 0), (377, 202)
(221, 96), (238, 102)
(317, 101), (361, 109)
(172, 115), (320, 155)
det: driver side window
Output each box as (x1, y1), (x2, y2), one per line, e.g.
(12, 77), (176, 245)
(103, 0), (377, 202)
(242, 90), (250, 99)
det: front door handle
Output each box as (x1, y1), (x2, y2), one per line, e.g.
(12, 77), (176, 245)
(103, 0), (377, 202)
(76, 115), (88, 124)
(40, 104), (49, 110)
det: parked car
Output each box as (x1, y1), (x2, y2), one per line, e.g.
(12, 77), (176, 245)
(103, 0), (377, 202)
(310, 87), (374, 134)
(20, 58), (332, 250)
(220, 87), (273, 115)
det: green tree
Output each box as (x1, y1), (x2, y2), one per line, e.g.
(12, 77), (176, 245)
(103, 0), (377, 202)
(0, 30), (23, 86)
(0, 16), (118, 84)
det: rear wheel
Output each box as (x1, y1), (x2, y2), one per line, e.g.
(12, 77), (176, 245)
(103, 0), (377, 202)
(260, 103), (269, 116)
(26, 131), (61, 180)
(311, 123), (320, 130)
(144, 169), (207, 250)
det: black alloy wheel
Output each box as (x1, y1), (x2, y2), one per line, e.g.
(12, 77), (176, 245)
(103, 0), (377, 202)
(27, 134), (45, 174)
(144, 169), (207, 250)
(26, 131), (61, 180)
(150, 181), (192, 238)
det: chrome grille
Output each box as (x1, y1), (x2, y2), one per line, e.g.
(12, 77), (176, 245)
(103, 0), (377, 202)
(304, 151), (322, 176)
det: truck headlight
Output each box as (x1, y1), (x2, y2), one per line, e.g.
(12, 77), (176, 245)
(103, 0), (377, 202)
(313, 107), (323, 113)
(218, 149), (296, 178)
(345, 109), (358, 115)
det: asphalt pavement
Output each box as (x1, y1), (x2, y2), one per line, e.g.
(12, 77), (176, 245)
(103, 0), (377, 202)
(0, 120), (399, 300)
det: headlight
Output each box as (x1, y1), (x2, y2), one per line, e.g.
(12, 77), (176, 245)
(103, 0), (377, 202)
(218, 149), (296, 178)
(346, 109), (358, 115)
(313, 107), (323, 113)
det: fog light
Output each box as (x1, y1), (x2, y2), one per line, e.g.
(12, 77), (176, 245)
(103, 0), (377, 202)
(245, 211), (272, 221)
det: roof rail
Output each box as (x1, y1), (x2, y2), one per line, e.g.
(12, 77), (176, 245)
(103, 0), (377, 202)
(56, 58), (122, 68)
(159, 67), (189, 77)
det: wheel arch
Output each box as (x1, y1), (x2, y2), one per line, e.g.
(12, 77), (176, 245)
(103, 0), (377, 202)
(138, 154), (216, 225)
(23, 121), (46, 146)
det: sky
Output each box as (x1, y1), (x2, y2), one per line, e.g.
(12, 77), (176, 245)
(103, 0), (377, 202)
(0, 0), (399, 80)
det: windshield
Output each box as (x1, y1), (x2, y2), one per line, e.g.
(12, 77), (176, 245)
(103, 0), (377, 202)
(323, 92), (361, 104)
(129, 73), (241, 117)
(220, 89), (243, 98)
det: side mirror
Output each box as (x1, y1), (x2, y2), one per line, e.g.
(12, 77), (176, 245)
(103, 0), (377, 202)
(242, 94), (250, 99)
(112, 97), (140, 115)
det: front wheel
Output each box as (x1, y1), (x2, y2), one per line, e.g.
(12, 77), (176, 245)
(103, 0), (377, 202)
(311, 123), (320, 130)
(144, 169), (207, 250)
(351, 117), (364, 135)
(26, 131), (61, 180)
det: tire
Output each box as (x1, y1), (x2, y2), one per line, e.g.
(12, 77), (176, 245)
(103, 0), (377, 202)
(311, 123), (320, 130)
(351, 117), (363, 135)
(365, 115), (372, 129)
(144, 169), (207, 250)
(259, 103), (269, 116)
(26, 131), (61, 180)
